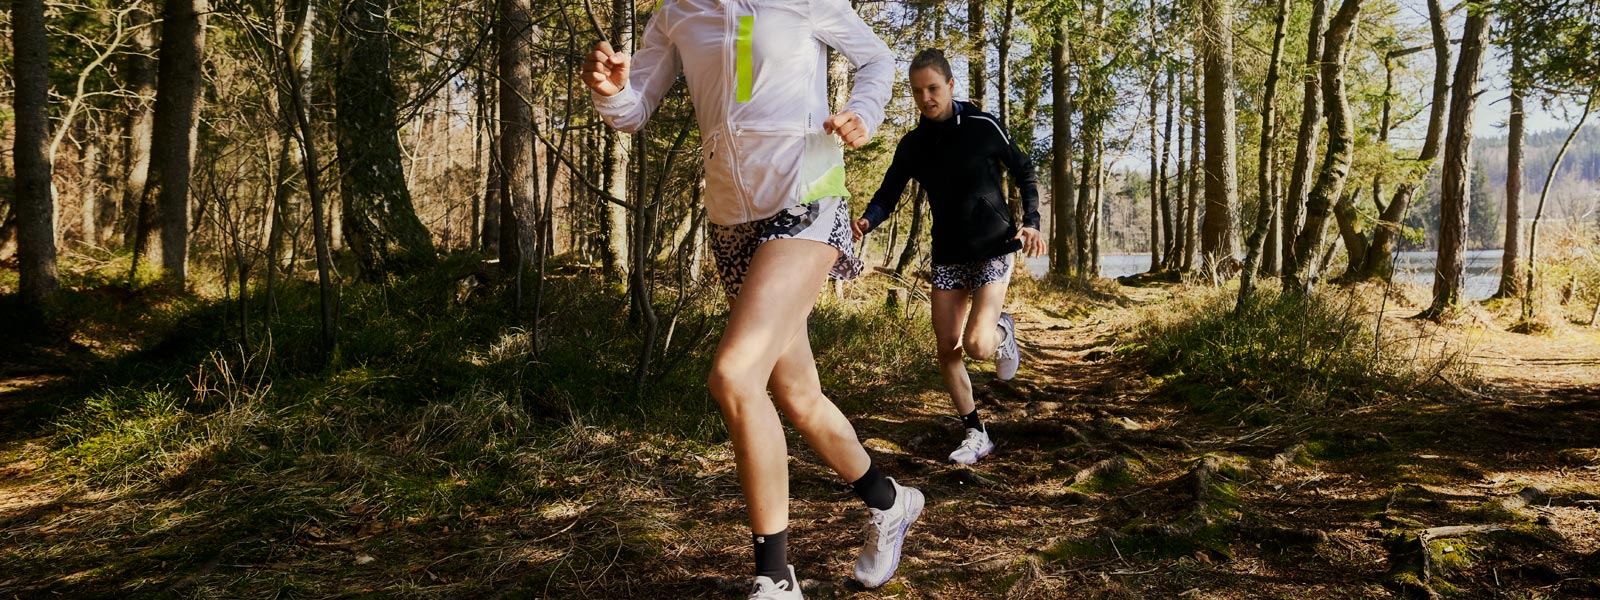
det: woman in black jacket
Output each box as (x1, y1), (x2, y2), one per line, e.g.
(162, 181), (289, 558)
(853, 48), (1044, 466)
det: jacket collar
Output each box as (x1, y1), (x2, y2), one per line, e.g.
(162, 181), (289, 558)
(918, 100), (972, 129)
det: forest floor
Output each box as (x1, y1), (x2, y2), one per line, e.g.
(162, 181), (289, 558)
(2, 275), (1598, 599)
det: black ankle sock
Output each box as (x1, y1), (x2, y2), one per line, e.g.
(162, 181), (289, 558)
(851, 462), (897, 511)
(753, 529), (792, 586)
(961, 408), (983, 431)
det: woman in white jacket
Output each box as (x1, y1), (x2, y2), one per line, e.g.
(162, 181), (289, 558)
(583, 0), (922, 597)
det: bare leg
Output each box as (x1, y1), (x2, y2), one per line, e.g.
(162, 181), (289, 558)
(768, 328), (871, 481)
(962, 272), (1013, 361)
(930, 288), (976, 416)
(707, 238), (847, 535)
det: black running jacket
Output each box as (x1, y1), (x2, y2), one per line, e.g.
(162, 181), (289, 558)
(861, 101), (1041, 265)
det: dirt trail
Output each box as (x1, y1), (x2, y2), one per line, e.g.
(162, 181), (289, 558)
(2, 286), (1597, 599)
(682, 287), (1600, 599)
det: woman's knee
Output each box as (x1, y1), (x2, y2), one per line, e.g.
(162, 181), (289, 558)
(707, 363), (763, 417)
(963, 332), (995, 361)
(772, 386), (826, 427)
(936, 337), (965, 361)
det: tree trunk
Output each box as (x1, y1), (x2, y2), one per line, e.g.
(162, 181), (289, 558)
(1281, 0), (1328, 272)
(1159, 66), (1176, 271)
(1236, 0), (1290, 311)
(498, 0), (537, 275)
(1171, 71), (1188, 272)
(286, 0), (335, 353)
(335, 0), (435, 280)
(1076, 137), (1096, 280)
(997, 0), (1015, 126)
(1199, 0), (1240, 278)
(1495, 45), (1525, 298)
(1183, 63), (1201, 272)
(144, 0), (208, 286)
(968, 0), (985, 108)
(79, 129), (103, 246)
(896, 185), (927, 276)
(601, 0), (635, 279)
(1424, 9), (1489, 319)
(13, 0), (59, 308)
(1050, 38), (1075, 278)
(1146, 0), (1162, 271)
(116, 4), (158, 249)
(1286, 0), (1361, 293)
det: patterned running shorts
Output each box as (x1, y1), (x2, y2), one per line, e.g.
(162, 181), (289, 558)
(930, 253), (1015, 292)
(709, 197), (864, 299)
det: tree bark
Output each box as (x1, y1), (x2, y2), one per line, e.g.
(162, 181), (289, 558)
(335, 0), (436, 280)
(117, 5), (158, 249)
(13, 0), (59, 308)
(1236, 0), (1290, 311)
(1159, 66), (1176, 271)
(498, 0), (537, 275)
(1495, 45), (1525, 298)
(285, 0), (335, 352)
(79, 130), (103, 246)
(1199, 0), (1240, 278)
(1146, 0), (1162, 271)
(1286, 0), (1361, 293)
(896, 186), (927, 276)
(1183, 63), (1201, 272)
(146, 0), (208, 286)
(1050, 38), (1076, 278)
(601, 0), (633, 279)
(997, 0), (1015, 127)
(1171, 70), (1188, 272)
(1424, 9), (1489, 319)
(1281, 0), (1328, 272)
(968, 0), (985, 108)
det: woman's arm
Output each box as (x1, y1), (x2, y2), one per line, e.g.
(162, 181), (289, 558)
(589, 15), (681, 134)
(810, 0), (894, 139)
(988, 121), (1041, 231)
(859, 140), (913, 236)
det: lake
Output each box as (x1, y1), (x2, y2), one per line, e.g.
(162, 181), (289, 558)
(1024, 249), (1506, 301)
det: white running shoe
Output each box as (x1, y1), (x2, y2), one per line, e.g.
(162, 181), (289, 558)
(748, 565), (802, 600)
(853, 478), (925, 588)
(948, 427), (995, 465)
(995, 312), (1020, 380)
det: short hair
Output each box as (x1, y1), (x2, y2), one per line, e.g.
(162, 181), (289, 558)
(910, 48), (953, 81)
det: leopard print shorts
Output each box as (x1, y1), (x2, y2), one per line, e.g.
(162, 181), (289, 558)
(930, 253), (1015, 292)
(708, 197), (864, 299)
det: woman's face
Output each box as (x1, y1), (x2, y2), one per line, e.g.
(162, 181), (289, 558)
(910, 67), (954, 121)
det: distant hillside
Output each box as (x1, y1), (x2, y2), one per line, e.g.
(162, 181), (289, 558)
(1474, 125), (1600, 214)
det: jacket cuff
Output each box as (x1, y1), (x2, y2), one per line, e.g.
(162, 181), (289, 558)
(591, 87), (637, 111)
(862, 204), (888, 232)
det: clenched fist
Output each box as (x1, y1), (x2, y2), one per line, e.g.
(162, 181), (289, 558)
(824, 111), (869, 148)
(583, 41), (630, 97)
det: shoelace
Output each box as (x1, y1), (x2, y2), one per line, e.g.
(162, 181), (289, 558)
(750, 578), (792, 599)
(997, 321), (1016, 359)
(864, 510), (899, 551)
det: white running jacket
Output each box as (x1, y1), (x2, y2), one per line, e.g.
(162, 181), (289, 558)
(592, 0), (895, 226)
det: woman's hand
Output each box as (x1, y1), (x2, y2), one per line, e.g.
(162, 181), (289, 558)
(1015, 227), (1046, 258)
(852, 217), (870, 242)
(583, 41), (630, 97)
(824, 111), (869, 148)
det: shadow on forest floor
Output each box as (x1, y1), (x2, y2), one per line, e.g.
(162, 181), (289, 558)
(2, 275), (1598, 599)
